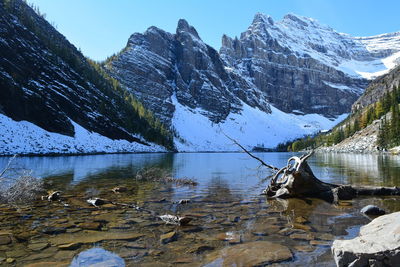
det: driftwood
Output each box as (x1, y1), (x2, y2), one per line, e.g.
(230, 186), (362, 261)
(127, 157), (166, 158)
(226, 134), (400, 203)
(263, 151), (400, 203)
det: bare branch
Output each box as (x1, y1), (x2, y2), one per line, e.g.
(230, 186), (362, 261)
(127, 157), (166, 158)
(223, 133), (279, 171)
(0, 155), (17, 178)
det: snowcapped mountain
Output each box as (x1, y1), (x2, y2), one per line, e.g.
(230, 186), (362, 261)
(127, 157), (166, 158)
(221, 13), (400, 117)
(2, 3), (400, 153)
(0, 0), (171, 155)
(105, 13), (400, 151)
(105, 19), (270, 127)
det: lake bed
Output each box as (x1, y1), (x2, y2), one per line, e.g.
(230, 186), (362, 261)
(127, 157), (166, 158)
(0, 152), (399, 266)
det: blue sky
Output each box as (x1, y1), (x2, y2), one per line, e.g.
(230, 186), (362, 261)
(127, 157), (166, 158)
(28, 0), (400, 61)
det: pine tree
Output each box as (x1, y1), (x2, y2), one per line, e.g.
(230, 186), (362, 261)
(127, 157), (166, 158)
(383, 92), (392, 113)
(375, 101), (384, 119)
(344, 123), (351, 138)
(377, 118), (388, 149)
(360, 112), (368, 129)
(353, 118), (360, 133)
(390, 103), (400, 146)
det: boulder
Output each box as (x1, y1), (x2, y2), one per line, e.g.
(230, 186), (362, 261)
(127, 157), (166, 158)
(360, 205), (386, 216)
(332, 211), (400, 267)
(205, 241), (292, 266)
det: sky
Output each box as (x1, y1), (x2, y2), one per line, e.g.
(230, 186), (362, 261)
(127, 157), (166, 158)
(28, 0), (400, 61)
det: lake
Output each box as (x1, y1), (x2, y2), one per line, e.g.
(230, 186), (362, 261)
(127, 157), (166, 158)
(0, 152), (399, 266)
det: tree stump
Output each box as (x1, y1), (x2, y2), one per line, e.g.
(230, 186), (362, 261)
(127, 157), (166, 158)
(262, 152), (400, 203)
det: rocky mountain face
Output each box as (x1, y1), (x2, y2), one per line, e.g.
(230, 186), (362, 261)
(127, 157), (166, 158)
(106, 14), (400, 150)
(317, 61), (400, 153)
(105, 19), (270, 127)
(0, 0), (172, 154)
(220, 13), (400, 117)
(352, 64), (400, 112)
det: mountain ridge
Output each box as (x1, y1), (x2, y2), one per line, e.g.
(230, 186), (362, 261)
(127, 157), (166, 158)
(0, 0), (172, 155)
(1, 3), (400, 153)
(106, 13), (400, 151)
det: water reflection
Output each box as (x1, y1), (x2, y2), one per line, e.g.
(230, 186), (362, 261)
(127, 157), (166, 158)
(1, 152), (400, 197)
(70, 247), (125, 267)
(312, 153), (400, 186)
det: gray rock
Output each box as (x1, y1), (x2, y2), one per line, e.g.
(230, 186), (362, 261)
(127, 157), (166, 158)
(105, 19), (271, 128)
(220, 13), (375, 118)
(360, 205), (386, 216)
(332, 211), (400, 267)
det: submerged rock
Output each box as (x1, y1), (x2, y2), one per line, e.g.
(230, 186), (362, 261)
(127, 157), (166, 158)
(0, 232), (12, 245)
(178, 199), (191, 204)
(205, 241), (293, 266)
(216, 232), (242, 244)
(47, 191), (61, 201)
(159, 214), (192, 226)
(58, 242), (82, 250)
(360, 205), (386, 216)
(77, 222), (102, 231)
(70, 247), (125, 267)
(27, 242), (49, 251)
(87, 198), (108, 207)
(49, 231), (144, 245)
(160, 231), (177, 244)
(332, 211), (400, 267)
(111, 187), (128, 193)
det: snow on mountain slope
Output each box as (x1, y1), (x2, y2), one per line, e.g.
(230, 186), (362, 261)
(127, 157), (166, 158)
(0, 114), (165, 155)
(244, 13), (400, 80)
(172, 96), (347, 152)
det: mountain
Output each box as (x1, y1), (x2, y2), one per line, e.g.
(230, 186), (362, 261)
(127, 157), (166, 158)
(291, 64), (400, 153)
(105, 19), (271, 127)
(105, 14), (400, 151)
(221, 13), (400, 116)
(0, 0), (172, 155)
(353, 64), (400, 112)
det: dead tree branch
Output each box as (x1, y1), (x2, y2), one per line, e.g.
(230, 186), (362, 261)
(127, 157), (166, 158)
(224, 133), (279, 171)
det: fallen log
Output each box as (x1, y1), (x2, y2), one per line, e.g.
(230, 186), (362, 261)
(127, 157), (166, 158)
(224, 133), (400, 203)
(262, 151), (400, 203)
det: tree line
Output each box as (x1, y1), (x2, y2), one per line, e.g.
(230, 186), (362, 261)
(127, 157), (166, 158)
(3, 0), (174, 149)
(284, 86), (400, 152)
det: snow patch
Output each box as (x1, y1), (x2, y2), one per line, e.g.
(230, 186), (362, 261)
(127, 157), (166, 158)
(172, 96), (347, 152)
(323, 81), (363, 94)
(0, 114), (165, 155)
(244, 13), (400, 80)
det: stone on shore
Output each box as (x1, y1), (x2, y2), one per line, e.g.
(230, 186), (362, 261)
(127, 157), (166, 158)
(360, 205), (386, 216)
(332, 211), (400, 267)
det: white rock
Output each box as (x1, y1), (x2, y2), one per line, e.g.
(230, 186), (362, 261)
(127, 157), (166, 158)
(332, 211), (400, 267)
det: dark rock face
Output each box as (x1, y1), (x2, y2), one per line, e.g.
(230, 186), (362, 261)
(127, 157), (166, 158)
(352, 65), (400, 112)
(220, 14), (372, 118)
(0, 0), (148, 144)
(107, 13), (400, 131)
(105, 19), (270, 126)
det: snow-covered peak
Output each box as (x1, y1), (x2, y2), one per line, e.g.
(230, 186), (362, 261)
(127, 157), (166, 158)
(241, 12), (400, 80)
(252, 13), (274, 25)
